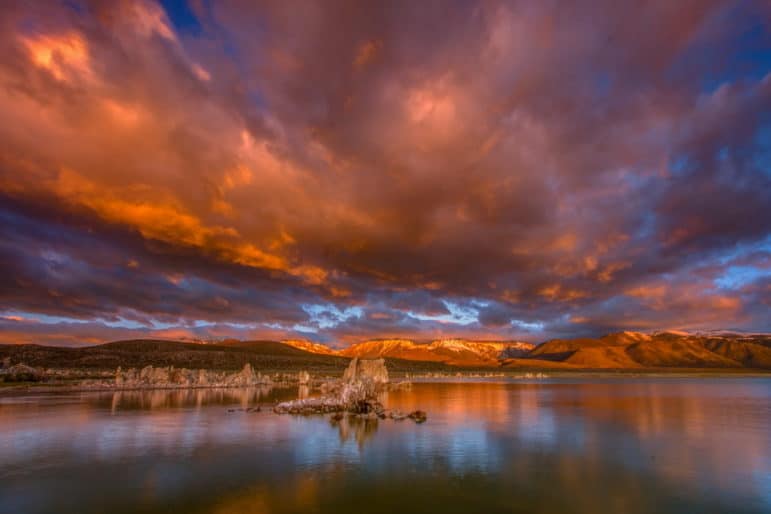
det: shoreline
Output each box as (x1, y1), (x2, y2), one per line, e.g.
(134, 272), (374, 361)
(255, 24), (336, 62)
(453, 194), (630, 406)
(3, 368), (770, 396)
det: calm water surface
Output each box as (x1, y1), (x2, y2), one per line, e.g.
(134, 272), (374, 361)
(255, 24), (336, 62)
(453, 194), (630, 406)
(1, 378), (770, 514)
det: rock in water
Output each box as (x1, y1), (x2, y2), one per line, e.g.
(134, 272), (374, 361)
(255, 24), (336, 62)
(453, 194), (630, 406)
(339, 377), (377, 408)
(339, 358), (389, 410)
(274, 358), (426, 423)
(342, 358), (389, 384)
(407, 410), (427, 424)
(275, 358), (389, 415)
(272, 396), (344, 415)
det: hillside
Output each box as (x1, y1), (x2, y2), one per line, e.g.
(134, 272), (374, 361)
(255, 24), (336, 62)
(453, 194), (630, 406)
(0, 339), (457, 375)
(701, 340), (771, 368)
(563, 346), (642, 368)
(527, 337), (617, 361)
(514, 332), (771, 370)
(0, 339), (349, 373)
(215, 339), (314, 356)
(624, 339), (740, 368)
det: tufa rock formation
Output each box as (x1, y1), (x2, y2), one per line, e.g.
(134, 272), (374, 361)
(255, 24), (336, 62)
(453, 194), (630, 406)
(274, 358), (425, 423)
(0, 363), (45, 382)
(114, 363), (272, 389)
(342, 357), (389, 384)
(338, 357), (389, 408)
(274, 358), (388, 414)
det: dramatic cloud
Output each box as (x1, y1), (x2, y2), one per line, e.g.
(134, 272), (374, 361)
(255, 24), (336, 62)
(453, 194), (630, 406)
(0, 0), (769, 345)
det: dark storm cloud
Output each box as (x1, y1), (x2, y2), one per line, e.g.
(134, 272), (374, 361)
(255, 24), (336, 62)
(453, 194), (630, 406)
(0, 198), (317, 326)
(0, 0), (769, 345)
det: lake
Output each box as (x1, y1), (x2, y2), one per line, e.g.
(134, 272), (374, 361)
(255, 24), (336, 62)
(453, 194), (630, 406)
(1, 378), (770, 513)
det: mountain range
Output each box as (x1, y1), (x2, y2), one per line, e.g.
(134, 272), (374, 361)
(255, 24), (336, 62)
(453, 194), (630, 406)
(285, 332), (771, 370)
(282, 338), (537, 366)
(2, 332), (770, 372)
(339, 339), (534, 366)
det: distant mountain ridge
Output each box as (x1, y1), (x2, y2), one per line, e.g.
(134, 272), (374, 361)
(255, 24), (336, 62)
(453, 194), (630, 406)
(338, 338), (535, 366)
(281, 339), (339, 355)
(280, 331), (771, 370)
(279, 337), (536, 366)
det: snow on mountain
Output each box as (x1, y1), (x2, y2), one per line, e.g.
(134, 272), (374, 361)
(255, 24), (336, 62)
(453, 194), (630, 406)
(338, 338), (535, 365)
(339, 339), (416, 358)
(281, 340), (339, 355)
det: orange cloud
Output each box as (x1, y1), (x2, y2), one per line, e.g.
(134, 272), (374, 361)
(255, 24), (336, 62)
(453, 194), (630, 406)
(625, 285), (668, 299)
(102, 99), (143, 125)
(51, 168), (328, 285)
(710, 296), (741, 311)
(549, 233), (578, 252)
(353, 40), (382, 69)
(22, 31), (93, 82)
(538, 284), (589, 302)
(596, 261), (630, 283)
(407, 85), (456, 126)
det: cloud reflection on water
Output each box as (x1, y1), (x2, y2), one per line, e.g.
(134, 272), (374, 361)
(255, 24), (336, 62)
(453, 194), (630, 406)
(0, 379), (769, 513)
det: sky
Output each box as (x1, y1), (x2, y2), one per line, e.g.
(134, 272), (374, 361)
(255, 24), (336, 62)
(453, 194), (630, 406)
(0, 0), (769, 347)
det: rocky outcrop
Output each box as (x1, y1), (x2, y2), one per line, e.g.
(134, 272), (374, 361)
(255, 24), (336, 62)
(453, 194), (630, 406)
(0, 363), (45, 382)
(114, 363), (272, 389)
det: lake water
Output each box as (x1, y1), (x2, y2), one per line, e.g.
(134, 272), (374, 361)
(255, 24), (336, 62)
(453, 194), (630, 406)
(1, 378), (770, 514)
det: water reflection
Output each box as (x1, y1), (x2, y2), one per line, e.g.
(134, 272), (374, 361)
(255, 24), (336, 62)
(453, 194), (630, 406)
(330, 414), (380, 447)
(0, 379), (769, 514)
(105, 385), (287, 412)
